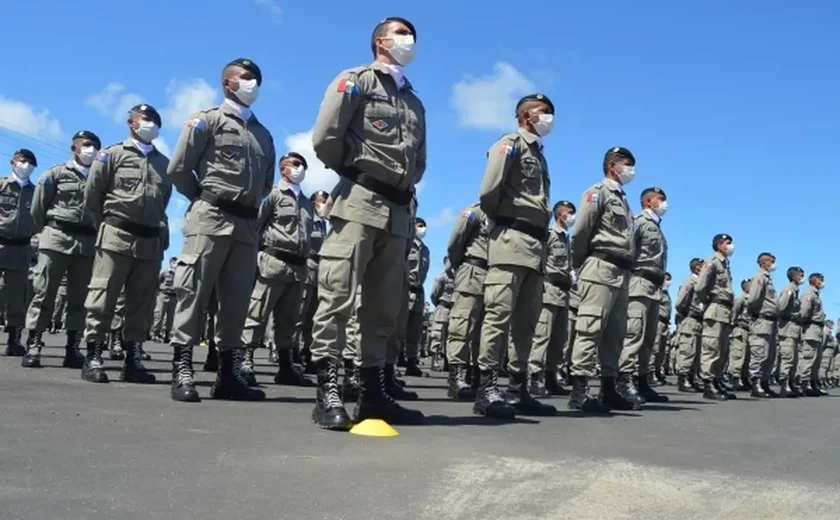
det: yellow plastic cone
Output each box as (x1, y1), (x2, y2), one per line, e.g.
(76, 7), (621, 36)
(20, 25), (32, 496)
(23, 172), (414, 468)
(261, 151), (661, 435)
(349, 419), (400, 438)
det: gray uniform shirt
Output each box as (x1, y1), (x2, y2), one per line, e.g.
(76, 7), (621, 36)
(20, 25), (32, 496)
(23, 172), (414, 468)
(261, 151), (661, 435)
(542, 226), (572, 308)
(0, 175), (35, 271)
(799, 286), (825, 342)
(746, 269), (779, 335)
(32, 160), (96, 256)
(629, 210), (667, 301)
(448, 204), (490, 297)
(695, 253), (733, 325)
(256, 182), (313, 282)
(777, 281), (801, 340)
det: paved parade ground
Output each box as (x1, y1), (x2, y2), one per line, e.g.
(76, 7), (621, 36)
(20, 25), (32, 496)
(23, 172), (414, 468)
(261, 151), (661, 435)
(2, 335), (840, 520)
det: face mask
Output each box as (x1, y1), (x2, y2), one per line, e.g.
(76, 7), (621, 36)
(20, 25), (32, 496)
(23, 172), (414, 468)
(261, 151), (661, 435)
(234, 78), (259, 106)
(316, 204), (330, 218)
(533, 113), (554, 137)
(617, 165), (635, 185)
(654, 200), (668, 217)
(13, 161), (34, 180)
(820, 282), (827, 290)
(725, 243), (735, 256)
(415, 226), (426, 240)
(663, 281), (671, 290)
(387, 34), (416, 66)
(286, 165), (305, 185)
(767, 263), (777, 273)
(134, 120), (160, 143)
(77, 146), (98, 166)
(564, 214), (576, 227)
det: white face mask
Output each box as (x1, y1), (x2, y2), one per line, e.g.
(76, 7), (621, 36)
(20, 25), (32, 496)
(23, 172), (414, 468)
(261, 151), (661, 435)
(725, 243), (735, 256)
(234, 78), (260, 106)
(134, 120), (160, 143)
(533, 113), (554, 137)
(654, 200), (668, 217)
(663, 281), (671, 290)
(415, 226), (426, 240)
(617, 165), (635, 185)
(767, 263), (777, 273)
(77, 146), (98, 166)
(286, 165), (305, 185)
(316, 203), (330, 218)
(13, 161), (34, 180)
(564, 213), (576, 228)
(387, 34), (416, 66)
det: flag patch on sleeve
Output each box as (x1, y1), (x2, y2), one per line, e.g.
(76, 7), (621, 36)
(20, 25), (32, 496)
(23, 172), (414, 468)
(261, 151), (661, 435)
(96, 151), (109, 163)
(586, 191), (599, 203)
(462, 209), (475, 221)
(337, 79), (359, 97)
(188, 118), (206, 130)
(499, 144), (516, 156)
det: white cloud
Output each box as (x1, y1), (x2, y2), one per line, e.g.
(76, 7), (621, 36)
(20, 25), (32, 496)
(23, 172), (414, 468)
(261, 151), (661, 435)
(153, 136), (171, 157)
(0, 96), (64, 140)
(254, 0), (282, 23)
(161, 79), (218, 129)
(426, 207), (456, 228)
(84, 82), (142, 124)
(451, 62), (536, 131)
(284, 129), (339, 195)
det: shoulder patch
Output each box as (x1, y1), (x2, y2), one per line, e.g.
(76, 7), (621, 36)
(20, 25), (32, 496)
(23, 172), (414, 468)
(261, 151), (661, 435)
(461, 209), (475, 221)
(337, 78), (360, 97)
(499, 143), (516, 157)
(585, 191), (599, 203)
(96, 151), (110, 163)
(38, 175), (49, 185)
(187, 118), (206, 130)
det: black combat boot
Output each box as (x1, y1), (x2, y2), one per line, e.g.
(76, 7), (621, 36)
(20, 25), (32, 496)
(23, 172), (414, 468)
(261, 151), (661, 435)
(473, 370), (516, 420)
(397, 353), (407, 368)
(108, 330), (125, 360)
(689, 372), (704, 393)
(677, 374), (695, 393)
(240, 346), (258, 387)
(383, 364), (418, 400)
(210, 348), (266, 401)
(818, 378), (830, 396)
(62, 330), (85, 369)
(637, 374), (670, 403)
(447, 364), (475, 401)
(647, 372), (661, 387)
(138, 344), (151, 361)
(505, 372), (557, 416)
(802, 379), (821, 397)
(718, 376), (734, 392)
(545, 370), (571, 396)
(21, 330), (44, 368)
(751, 377), (770, 398)
(303, 349), (317, 375)
(469, 364), (480, 394)
(611, 375), (642, 410)
(567, 375), (611, 413)
(54, 321), (64, 333)
(714, 378), (737, 400)
(171, 346), (200, 402)
(354, 366), (425, 425)
(81, 341), (109, 383)
(733, 375), (750, 391)
(404, 357), (423, 377)
(703, 379), (727, 401)
(760, 379), (779, 398)
(778, 378), (798, 398)
(121, 341), (156, 383)
(274, 348), (315, 387)
(4, 326), (25, 356)
(342, 359), (361, 401)
(789, 377), (803, 397)
(528, 371), (551, 398)
(312, 359), (353, 430)
(203, 340), (218, 372)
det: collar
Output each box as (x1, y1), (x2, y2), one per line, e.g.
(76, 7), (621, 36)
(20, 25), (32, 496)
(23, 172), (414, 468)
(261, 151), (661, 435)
(10, 173), (31, 187)
(714, 251), (727, 262)
(223, 98), (252, 122)
(643, 208), (660, 223)
(517, 127), (542, 148)
(691, 272), (700, 279)
(130, 138), (155, 156)
(553, 224), (568, 236)
(68, 159), (90, 178)
(279, 180), (301, 198)
(603, 177), (623, 194)
(414, 237), (423, 246)
(371, 60), (413, 90)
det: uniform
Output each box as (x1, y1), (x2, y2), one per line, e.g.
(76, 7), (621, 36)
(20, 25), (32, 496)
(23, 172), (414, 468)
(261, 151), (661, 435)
(818, 328), (835, 389)
(404, 233), (430, 370)
(420, 306), (431, 357)
(446, 203), (489, 399)
(297, 216), (327, 363)
(797, 286), (824, 395)
(675, 274), (704, 391)
(563, 282), (580, 378)
(429, 267), (454, 371)
(729, 289), (751, 385)
(776, 281), (802, 392)
(651, 285), (672, 380)
(82, 137), (171, 384)
(746, 268), (779, 394)
(168, 97), (275, 402)
(51, 274), (68, 331)
(309, 59), (426, 429)
(151, 266), (177, 341)
(694, 252), (734, 398)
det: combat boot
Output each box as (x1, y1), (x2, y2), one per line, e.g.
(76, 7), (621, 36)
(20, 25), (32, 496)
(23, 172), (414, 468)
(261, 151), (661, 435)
(714, 378), (737, 400)
(21, 330), (45, 368)
(121, 341), (156, 383)
(677, 374), (695, 393)
(4, 326), (25, 356)
(528, 372), (551, 398)
(733, 375), (750, 391)
(703, 379), (727, 401)
(505, 372), (556, 416)
(567, 375), (611, 413)
(210, 348), (266, 401)
(397, 353), (407, 368)
(404, 357), (423, 377)
(81, 341), (109, 383)
(138, 344), (151, 361)
(718, 376), (734, 393)
(647, 372), (661, 387)
(610, 375), (642, 410)
(469, 364), (480, 394)
(789, 377), (804, 397)
(240, 346), (258, 387)
(545, 370), (570, 396)
(274, 348), (315, 387)
(268, 343), (279, 364)
(751, 377), (770, 398)
(818, 378), (830, 396)
(688, 373), (704, 393)
(171, 345), (200, 402)
(802, 379), (821, 397)
(637, 374), (670, 403)
(342, 359), (360, 401)
(384, 364), (418, 401)
(447, 364), (475, 401)
(760, 379), (779, 398)
(203, 340), (218, 372)
(473, 370), (516, 420)
(778, 378), (798, 398)
(354, 366), (425, 425)
(108, 330), (125, 361)
(62, 330), (85, 369)
(312, 360), (352, 430)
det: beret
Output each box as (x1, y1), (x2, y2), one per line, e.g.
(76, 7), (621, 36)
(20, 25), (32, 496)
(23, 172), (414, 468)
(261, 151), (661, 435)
(516, 93), (554, 114)
(73, 130), (102, 150)
(226, 58), (263, 86)
(605, 146), (635, 164)
(279, 152), (308, 170)
(641, 187), (666, 200)
(14, 148), (37, 167)
(130, 104), (162, 128)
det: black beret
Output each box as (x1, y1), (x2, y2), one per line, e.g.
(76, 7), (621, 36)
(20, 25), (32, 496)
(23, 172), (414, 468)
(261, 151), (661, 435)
(664, 272), (672, 278)
(809, 272), (824, 280)
(310, 190), (329, 202)
(553, 200), (576, 213)
(605, 146), (635, 165)
(374, 17), (416, 40)
(641, 187), (666, 200)
(415, 217), (427, 226)
(13, 148), (37, 167)
(279, 152), (308, 170)
(72, 130), (102, 150)
(130, 104), (162, 128)
(712, 233), (732, 249)
(756, 252), (775, 262)
(741, 278), (751, 285)
(516, 93), (554, 114)
(226, 58), (263, 86)
(690, 257), (704, 267)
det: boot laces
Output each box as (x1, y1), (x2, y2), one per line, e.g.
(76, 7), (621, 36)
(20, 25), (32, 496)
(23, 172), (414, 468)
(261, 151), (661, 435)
(130, 342), (147, 369)
(242, 347), (255, 371)
(379, 368), (398, 405)
(176, 347), (194, 384)
(485, 371), (504, 402)
(324, 362), (343, 408)
(232, 349), (251, 387)
(89, 342), (104, 369)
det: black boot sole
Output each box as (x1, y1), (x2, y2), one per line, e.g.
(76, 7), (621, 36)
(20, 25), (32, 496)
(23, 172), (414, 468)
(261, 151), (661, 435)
(120, 372), (157, 384)
(171, 387), (201, 402)
(21, 357), (42, 368)
(311, 407), (353, 431)
(473, 402), (516, 420)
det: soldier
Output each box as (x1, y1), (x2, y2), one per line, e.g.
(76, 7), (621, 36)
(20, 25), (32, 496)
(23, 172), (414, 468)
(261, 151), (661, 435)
(81, 104), (170, 385)
(817, 319), (835, 395)
(151, 257), (178, 342)
(429, 259), (454, 372)
(729, 279), (752, 391)
(404, 217), (430, 376)
(474, 93), (556, 419)
(776, 266), (805, 398)
(694, 234), (736, 400)
(528, 200), (575, 397)
(797, 273), (825, 396)
(297, 190), (329, 372)
(241, 151), (314, 388)
(567, 147), (638, 413)
(650, 272), (672, 385)
(308, 17), (426, 430)
(746, 252), (780, 398)
(1, 149), (38, 357)
(675, 258), (706, 393)
(168, 58), (275, 403)
(446, 203), (489, 400)
(617, 187), (669, 406)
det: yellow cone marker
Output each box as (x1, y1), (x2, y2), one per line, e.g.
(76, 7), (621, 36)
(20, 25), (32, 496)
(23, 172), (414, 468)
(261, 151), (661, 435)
(349, 419), (399, 438)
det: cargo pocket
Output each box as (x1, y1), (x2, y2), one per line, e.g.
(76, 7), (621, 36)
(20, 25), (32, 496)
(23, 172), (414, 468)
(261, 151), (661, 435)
(174, 253), (200, 296)
(318, 241), (354, 300)
(625, 305), (644, 342)
(575, 305), (604, 336)
(482, 268), (513, 308)
(85, 277), (111, 316)
(247, 282), (269, 322)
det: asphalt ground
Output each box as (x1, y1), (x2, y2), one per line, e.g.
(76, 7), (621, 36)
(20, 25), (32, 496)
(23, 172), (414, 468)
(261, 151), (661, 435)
(2, 334), (840, 520)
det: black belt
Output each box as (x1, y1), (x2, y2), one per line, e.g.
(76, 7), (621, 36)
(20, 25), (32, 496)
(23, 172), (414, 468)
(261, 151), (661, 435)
(161, 290), (176, 296)
(199, 191), (259, 219)
(47, 219), (96, 237)
(752, 315), (778, 322)
(659, 317), (670, 325)
(591, 252), (634, 271)
(495, 216), (547, 242)
(438, 301), (453, 309)
(408, 286), (423, 294)
(464, 256), (488, 269)
(0, 236), (31, 246)
(633, 269), (664, 286)
(710, 297), (733, 310)
(806, 320), (825, 327)
(337, 167), (412, 206)
(103, 215), (160, 238)
(547, 273), (571, 291)
(260, 246), (306, 266)
(688, 311), (704, 320)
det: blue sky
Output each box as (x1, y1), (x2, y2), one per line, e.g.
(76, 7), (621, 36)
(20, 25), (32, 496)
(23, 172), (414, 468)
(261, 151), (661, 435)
(1, 1), (839, 321)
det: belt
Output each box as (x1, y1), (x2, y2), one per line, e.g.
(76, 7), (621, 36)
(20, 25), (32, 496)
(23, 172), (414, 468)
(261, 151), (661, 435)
(710, 297), (733, 310)
(47, 219), (96, 237)
(0, 236), (31, 246)
(337, 167), (413, 206)
(103, 216), (160, 238)
(547, 273), (571, 291)
(260, 246), (306, 266)
(464, 256), (488, 269)
(199, 190), (259, 219)
(408, 286), (423, 294)
(494, 216), (547, 242)
(806, 320), (825, 327)
(438, 301), (453, 309)
(659, 317), (670, 325)
(633, 269), (664, 286)
(688, 311), (704, 320)
(752, 314), (778, 322)
(591, 252), (634, 271)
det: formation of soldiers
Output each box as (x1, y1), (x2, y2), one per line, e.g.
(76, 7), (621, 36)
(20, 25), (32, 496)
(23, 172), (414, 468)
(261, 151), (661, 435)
(0, 16), (835, 433)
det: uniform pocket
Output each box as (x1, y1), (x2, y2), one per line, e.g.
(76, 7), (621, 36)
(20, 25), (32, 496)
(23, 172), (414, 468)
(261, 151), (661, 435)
(247, 282), (269, 321)
(625, 305), (644, 341)
(575, 305), (603, 335)
(85, 277), (111, 316)
(317, 241), (355, 299)
(174, 253), (200, 296)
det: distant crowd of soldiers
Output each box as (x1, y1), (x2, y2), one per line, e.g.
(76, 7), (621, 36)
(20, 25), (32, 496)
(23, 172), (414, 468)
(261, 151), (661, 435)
(0, 16), (834, 433)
